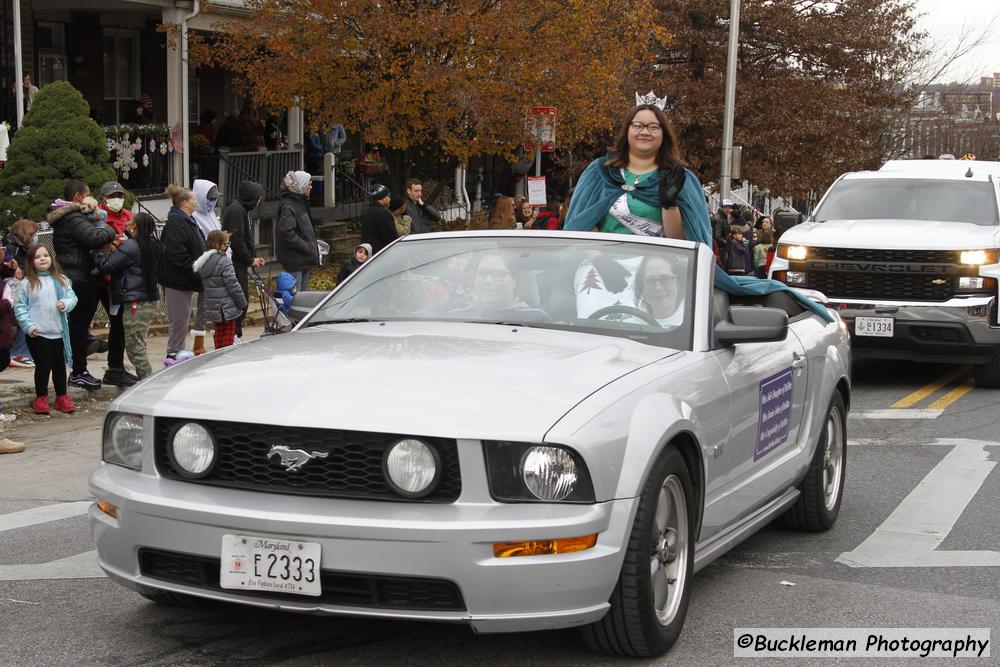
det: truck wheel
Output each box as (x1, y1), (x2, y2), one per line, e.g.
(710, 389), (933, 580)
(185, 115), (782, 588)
(783, 392), (846, 532)
(973, 349), (1000, 388)
(581, 447), (694, 658)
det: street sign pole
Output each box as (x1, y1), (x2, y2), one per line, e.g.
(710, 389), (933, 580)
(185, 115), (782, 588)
(720, 0), (741, 201)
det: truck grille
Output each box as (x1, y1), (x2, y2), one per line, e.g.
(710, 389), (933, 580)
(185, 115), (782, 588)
(807, 247), (959, 264)
(154, 418), (461, 502)
(806, 272), (953, 301)
(797, 247), (960, 301)
(138, 548), (467, 611)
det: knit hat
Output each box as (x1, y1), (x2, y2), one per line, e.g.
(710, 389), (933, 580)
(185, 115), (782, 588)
(357, 243), (373, 258)
(369, 183), (389, 201)
(388, 193), (405, 211)
(284, 170), (312, 195)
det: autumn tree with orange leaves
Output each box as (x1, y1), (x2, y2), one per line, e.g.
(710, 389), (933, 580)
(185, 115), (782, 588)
(192, 0), (668, 169)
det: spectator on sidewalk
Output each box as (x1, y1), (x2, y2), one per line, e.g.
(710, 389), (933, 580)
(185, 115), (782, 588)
(4, 218), (38, 367)
(92, 213), (161, 380)
(515, 199), (538, 229)
(275, 170), (320, 291)
(221, 180), (266, 339)
(99, 181), (132, 235)
(160, 184), (204, 366)
(389, 194), (411, 237)
(404, 179), (442, 234)
(275, 271), (297, 315)
(47, 180), (118, 391)
(13, 245), (77, 416)
(488, 196), (516, 230)
(337, 243), (372, 284)
(360, 184), (397, 254)
(194, 231), (248, 350)
(190, 179), (224, 354)
(754, 229), (775, 278)
(725, 228), (754, 276)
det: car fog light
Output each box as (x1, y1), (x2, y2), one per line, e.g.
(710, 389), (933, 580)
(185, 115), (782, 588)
(785, 271), (807, 286)
(169, 422), (217, 477)
(959, 276), (985, 290)
(383, 439), (440, 497)
(521, 446), (577, 501)
(104, 412), (144, 470)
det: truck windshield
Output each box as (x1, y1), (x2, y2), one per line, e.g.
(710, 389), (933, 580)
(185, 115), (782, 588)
(814, 178), (999, 225)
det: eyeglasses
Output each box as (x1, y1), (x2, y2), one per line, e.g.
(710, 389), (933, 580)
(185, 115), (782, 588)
(475, 269), (513, 282)
(629, 121), (663, 133)
(644, 274), (678, 288)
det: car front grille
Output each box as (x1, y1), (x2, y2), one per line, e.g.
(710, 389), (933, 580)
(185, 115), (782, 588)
(154, 418), (461, 502)
(806, 272), (954, 302)
(138, 548), (467, 611)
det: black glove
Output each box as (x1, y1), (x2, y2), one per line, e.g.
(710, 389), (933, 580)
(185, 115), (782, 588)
(591, 254), (630, 294)
(659, 165), (686, 209)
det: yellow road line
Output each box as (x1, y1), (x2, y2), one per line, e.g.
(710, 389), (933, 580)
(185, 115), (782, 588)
(890, 365), (972, 409)
(927, 379), (976, 411)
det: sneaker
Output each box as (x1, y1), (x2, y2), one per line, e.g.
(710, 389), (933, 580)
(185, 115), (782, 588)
(54, 395), (75, 414)
(9, 356), (34, 368)
(68, 371), (102, 390)
(32, 396), (50, 415)
(122, 369), (140, 382)
(163, 354), (179, 367)
(103, 368), (137, 387)
(98, 340), (109, 353)
(85, 338), (102, 356)
(0, 437), (25, 454)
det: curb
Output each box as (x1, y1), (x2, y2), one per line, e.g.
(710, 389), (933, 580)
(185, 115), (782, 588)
(3, 384), (124, 413)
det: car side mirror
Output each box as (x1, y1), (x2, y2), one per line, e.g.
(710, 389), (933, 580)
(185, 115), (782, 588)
(288, 291), (328, 323)
(715, 306), (789, 345)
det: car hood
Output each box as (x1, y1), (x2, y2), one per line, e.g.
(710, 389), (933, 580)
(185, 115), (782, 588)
(117, 322), (676, 441)
(783, 219), (1000, 250)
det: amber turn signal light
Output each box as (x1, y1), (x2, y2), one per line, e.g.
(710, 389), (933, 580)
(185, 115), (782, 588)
(96, 499), (118, 519)
(493, 533), (597, 558)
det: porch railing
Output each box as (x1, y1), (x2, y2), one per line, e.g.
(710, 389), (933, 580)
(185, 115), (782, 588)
(216, 149), (302, 204)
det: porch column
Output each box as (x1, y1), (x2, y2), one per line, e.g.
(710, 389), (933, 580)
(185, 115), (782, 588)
(287, 98), (304, 170)
(163, 7), (186, 186)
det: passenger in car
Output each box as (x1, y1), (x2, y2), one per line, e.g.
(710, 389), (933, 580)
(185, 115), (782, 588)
(445, 252), (550, 323)
(634, 255), (684, 327)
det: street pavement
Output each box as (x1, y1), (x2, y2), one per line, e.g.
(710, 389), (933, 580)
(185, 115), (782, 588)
(0, 356), (997, 665)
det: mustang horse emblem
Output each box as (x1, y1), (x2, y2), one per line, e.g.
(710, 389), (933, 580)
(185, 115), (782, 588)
(267, 445), (329, 472)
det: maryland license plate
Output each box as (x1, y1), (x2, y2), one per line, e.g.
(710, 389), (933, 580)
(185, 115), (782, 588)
(855, 317), (894, 338)
(220, 534), (322, 596)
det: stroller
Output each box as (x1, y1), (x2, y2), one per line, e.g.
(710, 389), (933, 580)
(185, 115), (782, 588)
(249, 269), (294, 336)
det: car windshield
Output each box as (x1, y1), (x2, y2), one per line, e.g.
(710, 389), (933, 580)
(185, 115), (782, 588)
(814, 178), (999, 225)
(303, 236), (696, 349)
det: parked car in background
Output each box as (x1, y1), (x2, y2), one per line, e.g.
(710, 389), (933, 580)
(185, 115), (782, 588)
(92, 231), (851, 658)
(771, 159), (1000, 386)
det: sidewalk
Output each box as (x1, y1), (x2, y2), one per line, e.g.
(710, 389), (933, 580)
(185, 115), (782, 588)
(0, 324), (267, 415)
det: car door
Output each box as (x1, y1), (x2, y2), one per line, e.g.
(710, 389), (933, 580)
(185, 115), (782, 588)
(708, 324), (809, 527)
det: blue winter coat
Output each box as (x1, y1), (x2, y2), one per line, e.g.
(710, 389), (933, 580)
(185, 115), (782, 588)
(13, 273), (78, 365)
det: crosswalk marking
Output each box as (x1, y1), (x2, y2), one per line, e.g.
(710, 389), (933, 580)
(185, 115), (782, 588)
(0, 502), (104, 581)
(0, 502), (91, 533)
(849, 409), (941, 420)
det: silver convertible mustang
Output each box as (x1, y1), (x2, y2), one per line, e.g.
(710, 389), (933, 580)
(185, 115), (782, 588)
(91, 231), (851, 658)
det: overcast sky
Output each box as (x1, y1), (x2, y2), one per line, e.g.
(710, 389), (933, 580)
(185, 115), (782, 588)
(915, 0), (1000, 83)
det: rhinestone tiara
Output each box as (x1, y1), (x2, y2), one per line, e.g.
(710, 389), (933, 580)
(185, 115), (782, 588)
(635, 90), (668, 110)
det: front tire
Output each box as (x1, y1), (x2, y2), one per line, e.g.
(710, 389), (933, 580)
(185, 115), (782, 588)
(784, 391), (846, 531)
(581, 447), (695, 658)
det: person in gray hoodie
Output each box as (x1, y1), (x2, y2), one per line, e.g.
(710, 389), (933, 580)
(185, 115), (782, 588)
(193, 230), (248, 349)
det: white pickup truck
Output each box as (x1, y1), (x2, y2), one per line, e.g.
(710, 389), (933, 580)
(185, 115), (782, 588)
(770, 159), (1000, 386)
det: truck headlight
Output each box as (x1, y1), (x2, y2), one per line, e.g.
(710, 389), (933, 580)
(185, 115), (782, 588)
(168, 422), (217, 477)
(778, 244), (809, 261)
(959, 250), (998, 265)
(483, 441), (595, 503)
(382, 438), (440, 498)
(103, 412), (144, 470)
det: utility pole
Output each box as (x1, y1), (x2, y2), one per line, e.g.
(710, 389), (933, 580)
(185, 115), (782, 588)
(720, 0), (741, 201)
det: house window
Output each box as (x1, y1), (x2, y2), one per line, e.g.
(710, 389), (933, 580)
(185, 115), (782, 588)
(103, 29), (141, 124)
(36, 22), (67, 87)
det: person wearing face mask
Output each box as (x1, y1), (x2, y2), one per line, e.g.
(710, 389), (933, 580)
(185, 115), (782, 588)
(160, 184), (205, 365)
(190, 179), (224, 354)
(221, 180), (266, 339)
(99, 182), (132, 235)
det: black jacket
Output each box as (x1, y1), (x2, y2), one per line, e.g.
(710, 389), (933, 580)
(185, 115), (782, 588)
(3, 231), (29, 271)
(403, 198), (441, 234)
(222, 181), (265, 274)
(47, 203), (117, 283)
(275, 190), (319, 272)
(160, 207), (205, 292)
(360, 204), (398, 254)
(92, 237), (159, 304)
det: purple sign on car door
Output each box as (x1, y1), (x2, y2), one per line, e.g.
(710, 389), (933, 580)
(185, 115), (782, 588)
(755, 368), (794, 460)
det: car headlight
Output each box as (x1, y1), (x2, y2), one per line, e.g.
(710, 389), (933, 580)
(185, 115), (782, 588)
(778, 244), (809, 261)
(959, 250), (998, 265)
(168, 422), (217, 478)
(483, 441), (595, 503)
(103, 412), (144, 470)
(382, 438), (441, 498)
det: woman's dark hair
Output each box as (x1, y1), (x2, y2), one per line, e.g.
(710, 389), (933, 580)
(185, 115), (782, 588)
(606, 104), (687, 170)
(132, 213), (161, 296)
(633, 254), (680, 310)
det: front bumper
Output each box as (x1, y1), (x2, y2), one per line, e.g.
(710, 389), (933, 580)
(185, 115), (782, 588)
(89, 461), (635, 633)
(826, 297), (1000, 364)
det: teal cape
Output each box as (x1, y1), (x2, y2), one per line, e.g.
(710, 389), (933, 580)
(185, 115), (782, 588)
(563, 156), (832, 322)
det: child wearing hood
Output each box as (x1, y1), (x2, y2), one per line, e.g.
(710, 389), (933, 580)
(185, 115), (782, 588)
(337, 243), (372, 284)
(275, 271), (297, 315)
(193, 230), (247, 350)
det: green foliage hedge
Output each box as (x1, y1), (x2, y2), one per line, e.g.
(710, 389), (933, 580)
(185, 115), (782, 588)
(0, 81), (115, 223)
